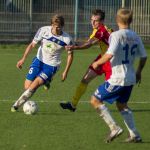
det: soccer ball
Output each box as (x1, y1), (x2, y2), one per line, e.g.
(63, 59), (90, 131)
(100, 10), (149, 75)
(23, 101), (38, 115)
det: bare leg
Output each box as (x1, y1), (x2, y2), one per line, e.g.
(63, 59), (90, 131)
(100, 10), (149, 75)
(12, 77), (44, 109)
(60, 69), (98, 111)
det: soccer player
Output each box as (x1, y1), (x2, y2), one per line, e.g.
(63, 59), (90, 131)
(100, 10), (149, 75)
(91, 8), (147, 143)
(11, 14), (74, 112)
(60, 9), (112, 111)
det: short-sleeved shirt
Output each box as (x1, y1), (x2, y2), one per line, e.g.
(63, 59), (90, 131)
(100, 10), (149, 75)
(106, 29), (147, 86)
(88, 25), (113, 80)
(33, 26), (73, 66)
(90, 25), (113, 54)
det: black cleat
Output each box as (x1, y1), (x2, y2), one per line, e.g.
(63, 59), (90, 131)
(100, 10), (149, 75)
(11, 106), (18, 112)
(60, 102), (76, 112)
(44, 81), (50, 90)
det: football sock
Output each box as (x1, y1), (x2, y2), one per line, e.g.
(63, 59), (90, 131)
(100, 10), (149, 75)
(97, 104), (118, 131)
(71, 82), (88, 107)
(13, 89), (35, 108)
(121, 108), (139, 137)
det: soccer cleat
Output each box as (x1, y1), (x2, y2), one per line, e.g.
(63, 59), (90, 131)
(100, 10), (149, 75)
(43, 81), (50, 90)
(106, 127), (123, 143)
(11, 106), (18, 112)
(60, 102), (76, 112)
(124, 136), (142, 143)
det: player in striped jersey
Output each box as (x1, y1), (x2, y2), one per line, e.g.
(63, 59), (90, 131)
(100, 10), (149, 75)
(60, 9), (113, 111)
(11, 14), (74, 112)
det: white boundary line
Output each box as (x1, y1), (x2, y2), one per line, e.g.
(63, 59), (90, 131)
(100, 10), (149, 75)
(0, 100), (150, 104)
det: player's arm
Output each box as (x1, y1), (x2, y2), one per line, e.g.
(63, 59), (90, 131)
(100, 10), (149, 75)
(92, 53), (113, 69)
(65, 38), (99, 51)
(136, 37), (147, 84)
(136, 57), (147, 84)
(61, 50), (74, 81)
(16, 42), (36, 69)
(92, 33), (117, 69)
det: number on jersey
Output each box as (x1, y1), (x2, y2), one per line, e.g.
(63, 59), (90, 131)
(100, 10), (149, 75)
(122, 44), (137, 64)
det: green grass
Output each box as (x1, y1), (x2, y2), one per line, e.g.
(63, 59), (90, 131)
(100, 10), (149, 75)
(0, 44), (150, 150)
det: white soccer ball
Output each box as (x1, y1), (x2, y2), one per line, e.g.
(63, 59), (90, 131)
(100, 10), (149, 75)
(23, 101), (38, 115)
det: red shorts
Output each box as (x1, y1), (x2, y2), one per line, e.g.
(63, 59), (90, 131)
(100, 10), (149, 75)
(89, 54), (112, 80)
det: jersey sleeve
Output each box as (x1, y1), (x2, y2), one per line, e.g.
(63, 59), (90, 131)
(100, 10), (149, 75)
(32, 28), (44, 43)
(89, 29), (97, 39)
(106, 33), (119, 55)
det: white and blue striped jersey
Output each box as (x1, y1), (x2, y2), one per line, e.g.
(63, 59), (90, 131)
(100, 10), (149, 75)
(33, 26), (73, 66)
(106, 29), (147, 86)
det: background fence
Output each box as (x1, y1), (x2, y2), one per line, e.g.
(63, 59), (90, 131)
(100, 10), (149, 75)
(0, 0), (150, 42)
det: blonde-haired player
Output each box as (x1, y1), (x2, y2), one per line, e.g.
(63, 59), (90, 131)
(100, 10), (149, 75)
(91, 8), (147, 143)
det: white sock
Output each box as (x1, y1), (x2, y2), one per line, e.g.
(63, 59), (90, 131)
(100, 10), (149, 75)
(121, 108), (139, 137)
(13, 89), (34, 108)
(97, 104), (118, 131)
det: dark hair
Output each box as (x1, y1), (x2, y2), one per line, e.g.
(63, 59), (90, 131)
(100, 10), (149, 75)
(51, 14), (65, 27)
(92, 9), (105, 21)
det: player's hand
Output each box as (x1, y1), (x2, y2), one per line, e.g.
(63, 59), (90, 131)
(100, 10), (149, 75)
(92, 62), (99, 70)
(16, 58), (24, 69)
(61, 71), (67, 81)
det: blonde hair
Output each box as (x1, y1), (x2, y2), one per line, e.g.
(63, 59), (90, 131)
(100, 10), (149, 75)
(51, 14), (64, 27)
(117, 8), (133, 25)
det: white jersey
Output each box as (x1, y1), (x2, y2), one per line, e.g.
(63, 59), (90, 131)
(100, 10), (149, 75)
(106, 29), (147, 86)
(33, 26), (73, 66)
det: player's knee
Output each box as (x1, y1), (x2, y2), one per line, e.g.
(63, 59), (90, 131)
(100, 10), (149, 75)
(24, 84), (30, 90)
(116, 102), (128, 112)
(24, 80), (32, 90)
(33, 77), (45, 88)
(90, 97), (100, 108)
(90, 98), (95, 106)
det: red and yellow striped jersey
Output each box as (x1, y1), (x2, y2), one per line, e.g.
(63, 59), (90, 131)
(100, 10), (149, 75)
(90, 25), (113, 54)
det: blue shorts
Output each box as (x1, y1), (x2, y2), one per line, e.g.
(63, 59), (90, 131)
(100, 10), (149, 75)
(93, 81), (133, 104)
(26, 57), (58, 82)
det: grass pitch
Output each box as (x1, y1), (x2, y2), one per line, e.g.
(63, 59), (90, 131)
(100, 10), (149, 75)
(0, 44), (150, 150)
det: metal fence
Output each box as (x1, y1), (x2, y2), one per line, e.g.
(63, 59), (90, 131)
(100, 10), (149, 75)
(0, 0), (150, 42)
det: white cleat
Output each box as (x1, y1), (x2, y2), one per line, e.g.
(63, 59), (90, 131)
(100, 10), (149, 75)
(124, 136), (142, 143)
(106, 127), (123, 143)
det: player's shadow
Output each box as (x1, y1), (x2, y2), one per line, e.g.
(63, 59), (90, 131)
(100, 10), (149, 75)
(119, 141), (150, 144)
(141, 141), (150, 143)
(110, 109), (150, 113)
(39, 111), (77, 116)
(72, 109), (150, 113)
(132, 109), (150, 112)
